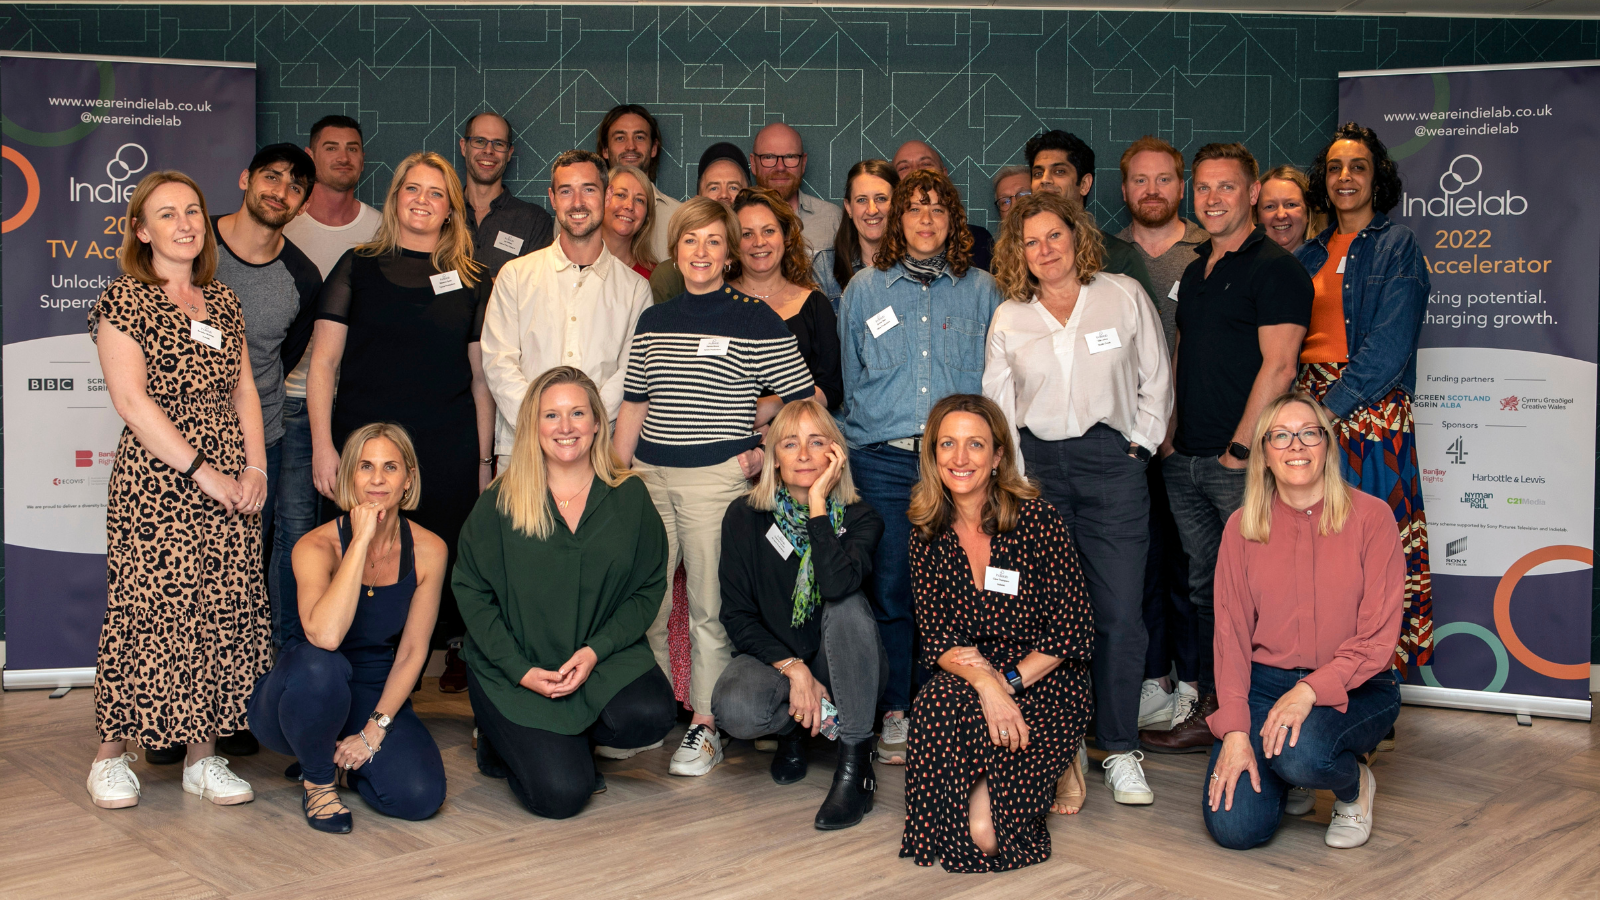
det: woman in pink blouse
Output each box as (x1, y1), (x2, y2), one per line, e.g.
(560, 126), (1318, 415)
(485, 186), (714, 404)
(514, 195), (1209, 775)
(1203, 392), (1402, 850)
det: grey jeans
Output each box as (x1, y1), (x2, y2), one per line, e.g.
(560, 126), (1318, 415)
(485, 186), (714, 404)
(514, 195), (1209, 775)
(1163, 451), (1248, 695)
(711, 591), (888, 743)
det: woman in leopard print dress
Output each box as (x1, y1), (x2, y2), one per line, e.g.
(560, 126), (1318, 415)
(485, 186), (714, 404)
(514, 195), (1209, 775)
(84, 172), (272, 810)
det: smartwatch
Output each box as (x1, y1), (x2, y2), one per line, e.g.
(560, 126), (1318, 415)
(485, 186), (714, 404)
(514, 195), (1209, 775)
(1004, 667), (1025, 694)
(1226, 441), (1251, 461)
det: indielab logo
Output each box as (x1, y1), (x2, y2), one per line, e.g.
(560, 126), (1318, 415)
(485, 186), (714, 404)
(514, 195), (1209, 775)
(1400, 155), (1526, 219)
(69, 143), (148, 204)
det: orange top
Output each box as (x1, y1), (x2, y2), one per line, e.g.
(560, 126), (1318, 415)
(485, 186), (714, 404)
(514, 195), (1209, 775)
(1301, 230), (1355, 364)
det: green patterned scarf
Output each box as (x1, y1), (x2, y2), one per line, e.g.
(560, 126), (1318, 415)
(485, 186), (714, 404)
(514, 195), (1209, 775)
(774, 486), (845, 627)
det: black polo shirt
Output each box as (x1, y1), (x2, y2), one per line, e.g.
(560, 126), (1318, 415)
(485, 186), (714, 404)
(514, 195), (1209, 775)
(1173, 225), (1312, 457)
(467, 190), (554, 278)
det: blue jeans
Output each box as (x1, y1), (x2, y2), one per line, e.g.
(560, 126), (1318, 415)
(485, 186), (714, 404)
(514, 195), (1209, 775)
(849, 443), (921, 713)
(1202, 663), (1400, 850)
(271, 397), (319, 646)
(1163, 451), (1247, 694)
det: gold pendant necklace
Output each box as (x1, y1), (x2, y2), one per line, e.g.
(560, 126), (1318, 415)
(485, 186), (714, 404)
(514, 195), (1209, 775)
(361, 535), (396, 598)
(553, 480), (590, 510)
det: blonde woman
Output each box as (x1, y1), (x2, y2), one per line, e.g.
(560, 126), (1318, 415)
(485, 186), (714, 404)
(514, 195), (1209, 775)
(1204, 393), (1401, 851)
(454, 367), (673, 819)
(307, 151), (495, 673)
(602, 163), (657, 277)
(710, 399), (886, 830)
(1256, 165), (1323, 255)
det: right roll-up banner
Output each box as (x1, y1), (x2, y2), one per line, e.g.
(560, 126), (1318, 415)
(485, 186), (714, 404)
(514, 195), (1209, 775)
(1341, 61), (1598, 720)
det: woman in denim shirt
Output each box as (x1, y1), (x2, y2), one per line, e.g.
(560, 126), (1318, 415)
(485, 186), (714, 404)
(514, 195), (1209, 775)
(838, 168), (1004, 764)
(1293, 123), (1433, 684)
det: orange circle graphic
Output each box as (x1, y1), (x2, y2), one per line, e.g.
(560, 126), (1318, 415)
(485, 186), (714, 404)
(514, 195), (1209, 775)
(2, 144), (40, 233)
(1492, 544), (1592, 680)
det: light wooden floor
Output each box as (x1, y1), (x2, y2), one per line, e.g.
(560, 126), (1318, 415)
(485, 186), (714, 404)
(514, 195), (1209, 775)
(3, 681), (1597, 900)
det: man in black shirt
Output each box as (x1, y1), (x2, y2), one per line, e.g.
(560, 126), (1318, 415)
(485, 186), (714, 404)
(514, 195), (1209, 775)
(459, 111), (554, 279)
(1142, 142), (1312, 754)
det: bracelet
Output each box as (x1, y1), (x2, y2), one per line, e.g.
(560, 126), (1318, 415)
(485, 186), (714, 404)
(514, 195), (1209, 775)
(182, 450), (205, 478)
(243, 465), (267, 479)
(478, 456), (495, 465)
(776, 657), (800, 675)
(357, 728), (379, 759)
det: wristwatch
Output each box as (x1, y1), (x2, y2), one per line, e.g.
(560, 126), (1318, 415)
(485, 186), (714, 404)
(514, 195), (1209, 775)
(368, 710), (392, 735)
(1226, 441), (1251, 461)
(1004, 667), (1025, 694)
(1130, 443), (1152, 462)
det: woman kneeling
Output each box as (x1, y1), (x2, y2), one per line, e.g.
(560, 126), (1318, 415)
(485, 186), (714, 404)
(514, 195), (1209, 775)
(1204, 393), (1402, 850)
(710, 399), (886, 829)
(248, 423), (449, 833)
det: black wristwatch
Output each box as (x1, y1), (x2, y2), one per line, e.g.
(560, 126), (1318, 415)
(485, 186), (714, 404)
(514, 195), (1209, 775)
(1226, 441), (1251, 461)
(1004, 667), (1025, 694)
(1130, 443), (1152, 462)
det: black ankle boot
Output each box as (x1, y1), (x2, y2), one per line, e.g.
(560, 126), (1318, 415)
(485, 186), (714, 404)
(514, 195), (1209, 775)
(814, 738), (875, 830)
(771, 727), (808, 785)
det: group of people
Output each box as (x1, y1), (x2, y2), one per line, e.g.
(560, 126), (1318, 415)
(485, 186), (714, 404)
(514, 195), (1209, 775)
(83, 102), (1432, 871)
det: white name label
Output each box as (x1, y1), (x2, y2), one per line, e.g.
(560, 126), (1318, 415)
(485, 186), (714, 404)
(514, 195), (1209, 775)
(1336, 256), (1347, 274)
(866, 306), (900, 339)
(430, 270), (463, 294)
(1168, 280), (1181, 301)
(1084, 327), (1122, 354)
(493, 231), (525, 255)
(765, 523), (794, 560)
(696, 337), (730, 357)
(984, 566), (1020, 596)
(190, 319), (223, 349)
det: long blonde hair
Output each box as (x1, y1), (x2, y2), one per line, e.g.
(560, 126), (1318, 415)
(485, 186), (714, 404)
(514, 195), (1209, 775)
(607, 163), (658, 269)
(1238, 393), (1352, 543)
(333, 422), (421, 512)
(908, 394), (1038, 542)
(748, 399), (859, 511)
(494, 367), (631, 539)
(358, 151), (484, 287)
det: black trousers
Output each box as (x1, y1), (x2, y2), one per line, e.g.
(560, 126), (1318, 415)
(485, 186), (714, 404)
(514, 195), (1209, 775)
(467, 666), (675, 820)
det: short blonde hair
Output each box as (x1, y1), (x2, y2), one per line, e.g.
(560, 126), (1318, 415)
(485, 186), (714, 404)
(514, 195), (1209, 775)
(991, 191), (1106, 303)
(1238, 393), (1352, 543)
(667, 196), (742, 279)
(1258, 165), (1327, 244)
(121, 171), (217, 286)
(607, 164), (658, 269)
(748, 399), (859, 511)
(334, 423), (421, 512)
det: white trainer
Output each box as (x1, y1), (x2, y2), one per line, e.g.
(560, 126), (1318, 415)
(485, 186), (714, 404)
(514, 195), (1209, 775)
(667, 725), (723, 777)
(1101, 750), (1155, 805)
(1138, 679), (1176, 729)
(1170, 682), (1199, 730)
(182, 755), (254, 805)
(1325, 763), (1377, 848)
(87, 752), (141, 809)
(595, 740), (664, 760)
(1285, 785), (1316, 816)
(877, 712), (909, 765)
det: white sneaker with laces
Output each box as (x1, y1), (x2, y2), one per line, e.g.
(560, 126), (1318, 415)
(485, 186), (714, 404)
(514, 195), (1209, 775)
(1170, 682), (1199, 730)
(1138, 679), (1176, 729)
(87, 752), (141, 809)
(1325, 762), (1377, 848)
(595, 740), (664, 760)
(1285, 785), (1316, 816)
(667, 725), (723, 777)
(1101, 750), (1155, 805)
(182, 755), (254, 805)
(877, 712), (909, 765)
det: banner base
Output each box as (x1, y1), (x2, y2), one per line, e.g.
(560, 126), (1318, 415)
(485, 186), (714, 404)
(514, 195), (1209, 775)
(2, 667), (96, 691)
(1401, 684), (1592, 722)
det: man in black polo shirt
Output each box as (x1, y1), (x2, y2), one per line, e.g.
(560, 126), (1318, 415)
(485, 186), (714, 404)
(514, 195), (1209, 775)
(460, 111), (554, 279)
(1141, 142), (1312, 754)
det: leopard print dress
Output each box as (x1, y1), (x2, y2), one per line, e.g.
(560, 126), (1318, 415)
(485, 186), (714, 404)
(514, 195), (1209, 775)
(89, 275), (271, 748)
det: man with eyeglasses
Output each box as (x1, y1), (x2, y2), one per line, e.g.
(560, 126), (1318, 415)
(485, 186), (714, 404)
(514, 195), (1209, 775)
(889, 139), (994, 270)
(749, 122), (841, 256)
(460, 111), (554, 280)
(991, 165), (1031, 220)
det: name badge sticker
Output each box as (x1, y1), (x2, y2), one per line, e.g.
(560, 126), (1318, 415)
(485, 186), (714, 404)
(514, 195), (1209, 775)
(984, 566), (1020, 596)
(1168, 281), (1181, 301)
(430, 270), (464, 294)
(765, 523), (794, 560)
(190, 319), (223, 350)
(696, 337), (730, 356)
(866, 306), (900, 339)
(493, 231), (525, 255)
(1336, 256), (1347, 274)
(1084, 327), (1122, 354)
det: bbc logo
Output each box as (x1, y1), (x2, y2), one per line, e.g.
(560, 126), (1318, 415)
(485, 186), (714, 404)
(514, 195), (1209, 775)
(28, 378), (74, 391)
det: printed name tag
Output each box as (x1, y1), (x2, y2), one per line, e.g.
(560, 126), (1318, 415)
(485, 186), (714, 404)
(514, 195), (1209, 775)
(430, 270), (463, 294)
(866, 306), (900, 339)
(1336, 256), (1347, 274)
(984, 566), (1020, 596)
(765, 523), (794, 559)
(190, 319), (223, 349)
(1168, 281), (1181, 301)
(1084, 327), (1122, 354)
(696, 337), (730, 356)
(493, 231), (524, 255)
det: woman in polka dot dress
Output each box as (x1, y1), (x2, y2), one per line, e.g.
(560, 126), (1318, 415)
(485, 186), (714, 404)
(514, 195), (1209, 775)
(899, 394), (1095, 873)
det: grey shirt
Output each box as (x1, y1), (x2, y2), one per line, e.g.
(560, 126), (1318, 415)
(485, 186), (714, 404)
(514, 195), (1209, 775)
(467, 190), (555, 279)
(1117, 218), (1210, 359)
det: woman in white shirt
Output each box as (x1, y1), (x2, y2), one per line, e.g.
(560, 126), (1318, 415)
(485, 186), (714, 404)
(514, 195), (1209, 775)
(983, 190), (1172, 813)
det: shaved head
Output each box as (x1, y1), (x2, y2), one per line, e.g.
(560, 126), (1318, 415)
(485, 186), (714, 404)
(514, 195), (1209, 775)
(751, 122), (808, 203)
(892, 140), (945, 177)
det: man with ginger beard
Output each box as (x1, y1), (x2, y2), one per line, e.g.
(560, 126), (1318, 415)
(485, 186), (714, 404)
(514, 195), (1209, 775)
(750, 121), (841, 256)
(460, 111), (554, 279)
(890, 138), (994, 270)
(1117, 135), (1208, 359)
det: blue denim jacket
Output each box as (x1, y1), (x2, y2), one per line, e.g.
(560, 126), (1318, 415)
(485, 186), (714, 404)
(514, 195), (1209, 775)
(838, 262), (1004, 447)
(1294, 213), (1431, 419)
(811, 247), (856, 314)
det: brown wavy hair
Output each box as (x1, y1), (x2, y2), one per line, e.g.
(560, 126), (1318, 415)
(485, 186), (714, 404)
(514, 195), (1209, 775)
(991, 191), (1106, 303)
(832, 158), (899, 290)
(908, 394), (1038, 542)
(875, 168), (973, 278)
(732, 186), (817, 291)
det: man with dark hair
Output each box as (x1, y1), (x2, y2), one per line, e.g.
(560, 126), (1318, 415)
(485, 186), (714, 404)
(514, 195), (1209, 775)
(1023, 129), (1157, 302)
(750, 121), (841, 256)
(1141, 142), (1312, 754)
(460, 111), (553, 279)
(595, 104), (681, 264)
(890, 138), (994, 270)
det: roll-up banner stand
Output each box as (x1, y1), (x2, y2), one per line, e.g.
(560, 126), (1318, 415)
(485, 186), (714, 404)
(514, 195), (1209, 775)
(1341, 60), (1598, 721)
(2, 51), (256, 690)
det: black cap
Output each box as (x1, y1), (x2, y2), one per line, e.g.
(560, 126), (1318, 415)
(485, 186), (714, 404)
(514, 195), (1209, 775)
(697, 141), (752, 186)
(248, 142), (316, 188)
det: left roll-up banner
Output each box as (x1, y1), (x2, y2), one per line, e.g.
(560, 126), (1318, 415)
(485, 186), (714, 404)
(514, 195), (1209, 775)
(2, 51), (256, 689)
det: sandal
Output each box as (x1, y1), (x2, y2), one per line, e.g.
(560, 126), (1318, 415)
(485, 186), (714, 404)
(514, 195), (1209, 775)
(1051, 751), (1088, 815)
(303, 782), (353, 834)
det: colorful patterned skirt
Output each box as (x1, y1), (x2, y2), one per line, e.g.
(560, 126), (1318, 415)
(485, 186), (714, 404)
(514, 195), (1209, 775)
(1296, 362), (1434, 674)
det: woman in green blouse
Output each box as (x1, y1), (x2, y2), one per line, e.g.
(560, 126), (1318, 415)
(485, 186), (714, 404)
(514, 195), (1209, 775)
(454, 366), (673, 819)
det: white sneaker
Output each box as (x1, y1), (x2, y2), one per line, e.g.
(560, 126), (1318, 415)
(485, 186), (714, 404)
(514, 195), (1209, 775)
(1138, 679), (1176, 729)
(182, 755), (254, 805)
(877, 712), (909, 765)
(595, 739), (664, 760)
(87, 752), (141, 809)
(1325, 763), (1376, 848)
(1101, 750), (1155, 805)
(667, 725), (723, 777)
(1285, 785), (1316, 816)
(1170, 682), (1199, 730)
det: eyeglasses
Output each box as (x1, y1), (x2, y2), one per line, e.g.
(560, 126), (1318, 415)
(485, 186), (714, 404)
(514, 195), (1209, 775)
(754, 153), (804, 169)
(1264, 426), (1326, 450)
(465, 136), (511, 153)
(996, 190), (1032, 211)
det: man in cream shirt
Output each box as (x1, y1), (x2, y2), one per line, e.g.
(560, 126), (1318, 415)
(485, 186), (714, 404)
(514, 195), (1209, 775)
(481, 149), (652, 466)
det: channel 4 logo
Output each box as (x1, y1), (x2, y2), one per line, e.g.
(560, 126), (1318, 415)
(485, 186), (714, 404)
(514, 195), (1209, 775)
(28, 377), (74, 390)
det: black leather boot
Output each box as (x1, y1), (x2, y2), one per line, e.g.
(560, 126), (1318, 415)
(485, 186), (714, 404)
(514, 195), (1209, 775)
(771, 727), (808, 785)
(814, 738), (875, 830)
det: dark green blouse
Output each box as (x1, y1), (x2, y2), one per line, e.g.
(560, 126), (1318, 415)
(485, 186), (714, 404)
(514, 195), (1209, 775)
(453, 475), (668, 734)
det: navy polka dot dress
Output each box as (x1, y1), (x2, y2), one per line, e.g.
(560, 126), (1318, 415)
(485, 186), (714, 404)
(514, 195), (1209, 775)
(899, 499), (1095, 873)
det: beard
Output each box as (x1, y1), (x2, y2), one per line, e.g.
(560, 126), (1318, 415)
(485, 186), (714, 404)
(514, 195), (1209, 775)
(560, 205), (601, 239)
(245, 192), (297, 229)
(1129, 195), (1177, 228)
(759, 172), (799, 202)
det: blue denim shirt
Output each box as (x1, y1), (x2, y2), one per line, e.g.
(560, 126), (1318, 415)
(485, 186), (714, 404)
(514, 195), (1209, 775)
(811, 247), (851, 314)
(1294, 212), (1431, 419)
(838, 262), (1004, 447)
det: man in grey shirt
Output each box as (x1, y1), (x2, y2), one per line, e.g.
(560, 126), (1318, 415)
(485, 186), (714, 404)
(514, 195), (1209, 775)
(1117, 135), (1209, 360)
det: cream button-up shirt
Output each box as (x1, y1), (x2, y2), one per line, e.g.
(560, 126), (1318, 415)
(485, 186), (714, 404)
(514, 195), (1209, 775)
(481, 238), (652, 455)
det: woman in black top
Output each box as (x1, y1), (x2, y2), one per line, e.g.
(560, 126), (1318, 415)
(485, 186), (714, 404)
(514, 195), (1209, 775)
(711, 398), (885, 830)
(307, 151), (495, 658)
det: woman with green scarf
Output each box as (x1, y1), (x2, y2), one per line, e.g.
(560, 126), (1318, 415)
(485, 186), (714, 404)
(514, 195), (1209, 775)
(711, 398), (886, 830)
